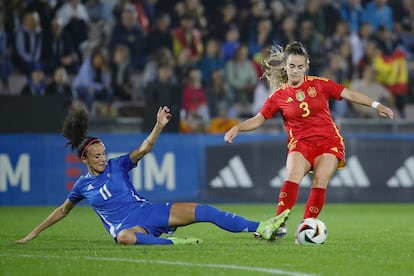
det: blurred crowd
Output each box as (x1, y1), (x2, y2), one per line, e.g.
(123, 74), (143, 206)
(0, 0), (413, 132)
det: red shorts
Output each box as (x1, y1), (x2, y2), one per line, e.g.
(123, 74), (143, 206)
(287, 137), (345, 169)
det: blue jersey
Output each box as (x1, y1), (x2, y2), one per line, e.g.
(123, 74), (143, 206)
(68, 154), (147, 237)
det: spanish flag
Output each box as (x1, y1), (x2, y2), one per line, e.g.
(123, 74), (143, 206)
(373, 49), (408, 95)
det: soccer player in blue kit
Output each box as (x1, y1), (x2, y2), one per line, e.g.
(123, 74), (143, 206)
(15, 104), (289, 245)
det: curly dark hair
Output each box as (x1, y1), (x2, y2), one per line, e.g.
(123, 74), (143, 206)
(61, 104), (99, 158)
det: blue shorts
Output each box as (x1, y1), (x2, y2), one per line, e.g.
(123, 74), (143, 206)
(116, 201), (177, 237)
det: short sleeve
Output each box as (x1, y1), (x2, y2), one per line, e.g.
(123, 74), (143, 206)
(325, 79), (344, 100)
(117, 153), (137, 171)
(67, 179), (84, 203)
(260, 94), (280, 119)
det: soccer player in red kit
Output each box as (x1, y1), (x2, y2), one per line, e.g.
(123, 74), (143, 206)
(224, 41), (394, 237)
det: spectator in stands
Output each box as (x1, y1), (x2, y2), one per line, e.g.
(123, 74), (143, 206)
(252, 45), (271, 79)
(324, 21), (351, 54)
(373, 25), (402, 56)
(297, 0), (328, 37)
(251, 79), (271, 116)
(247, 18), (274, 59)
(198, 38), (225, 85)
(42, 17), (78, 76)
(25, 0), (56, 60)
(319, 0), (342, 37)
(205, 69), (240, 134)
(339, 0), (365, 34)
(128, 0), (152, 34)
(269, 0), (287, 38)
(20, 63), (46, 96)
(182, 0), (208, 36)
(109, 5), (146, 70)
(0, 18), (13, 92)
(274, 15), (297, 47)
(55, 0), (90, 63)
(141, 47), (175, 90)
(283, 0), (307, 14)
(169, 1), (186, 28)
(181, 67), (210, 132)
(350, 64), (393, 118)
(85, 0), (115, 23)
(221, 25), (240, 62)
(45, 66), (75, 108)
(350, 22), (373, 71)
(390, 0), (414, 53)
(390, 0), (414, 36)
(322, 53), (353, 119)
(363, 0), (394, 32)
(172, 14), (203, 62)
(357, 39), (380, 76)
(143, 61), (182, 133)
(205, 69), (238, 119)
(297, 19), (324, 74)
(13, 11), (43, 75)
(110, 44), (133, 101)
(372, 44), (409, 119)
(72, 48), (112, 115)
(174, 48), (194, 85)
(209, 0), (238, 41)
(224, 44), (258, 110)
(145, 12), (173, 56)
(239, 0), (269, 42)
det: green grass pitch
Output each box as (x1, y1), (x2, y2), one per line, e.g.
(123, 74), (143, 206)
(1, 203), (413, 276)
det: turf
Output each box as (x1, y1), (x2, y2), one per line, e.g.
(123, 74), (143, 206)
(1, 203), (413, 276)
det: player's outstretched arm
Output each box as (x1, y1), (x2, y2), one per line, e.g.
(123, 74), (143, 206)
(14, 199), (76, 244)
(224, 113), (266, 144)
(340, 88), (394, 119)
(129, 106), (172, 163)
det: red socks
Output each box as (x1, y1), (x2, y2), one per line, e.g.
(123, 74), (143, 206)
(276, 182), (327, 218)
(304, 187), (326, 219)
(276, 181), (299, 215)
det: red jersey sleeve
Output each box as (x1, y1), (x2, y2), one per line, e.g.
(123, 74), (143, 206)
(260, 88), (283, 119)
(322, 78), (344, 100)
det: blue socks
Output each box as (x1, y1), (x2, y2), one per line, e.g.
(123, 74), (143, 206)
(194, 204), (259, 232)
(135, 232), (173, 245)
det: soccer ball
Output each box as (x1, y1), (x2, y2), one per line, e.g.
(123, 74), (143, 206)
(295, 218), (327, 245)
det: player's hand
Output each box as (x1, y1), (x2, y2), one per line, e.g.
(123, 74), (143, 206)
(224, 126), (239, 144)
(377, 104), (394, 119)
(157, 106), (172, 127)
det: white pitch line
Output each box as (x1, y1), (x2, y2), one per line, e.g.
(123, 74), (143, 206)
(2, 254), (317, 276)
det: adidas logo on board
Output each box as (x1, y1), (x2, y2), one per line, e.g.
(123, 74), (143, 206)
(270, 156), (369, 188)
(387, 156), (414, 188)
(209, 156), (253, 188)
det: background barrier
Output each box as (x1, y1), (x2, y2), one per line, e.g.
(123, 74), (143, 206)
(0, 133), (413, 205)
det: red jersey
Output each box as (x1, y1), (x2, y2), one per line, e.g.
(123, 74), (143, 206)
(260, 76), (344, 142)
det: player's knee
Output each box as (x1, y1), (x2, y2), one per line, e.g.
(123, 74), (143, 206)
(286, 169), (305, 183)
(311, 176), (329, 188)
(117, 231), (135, 245)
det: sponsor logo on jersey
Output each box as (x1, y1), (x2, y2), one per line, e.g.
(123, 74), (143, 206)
(307, 87), (317, 97)
(295, 91), (305, 102)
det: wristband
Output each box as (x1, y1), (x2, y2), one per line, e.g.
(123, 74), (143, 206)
(371, 101), (380, 109)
